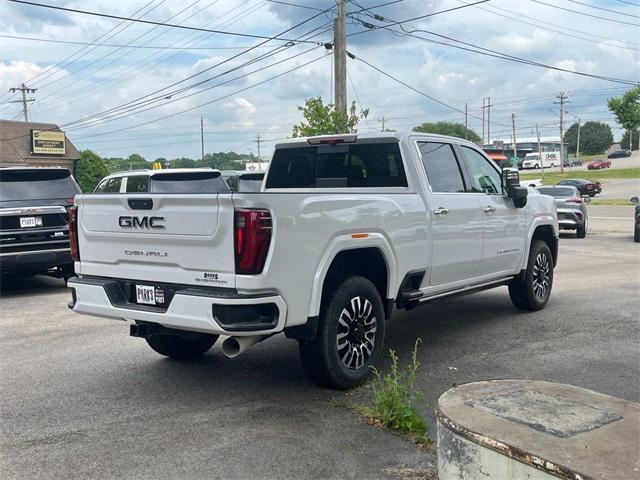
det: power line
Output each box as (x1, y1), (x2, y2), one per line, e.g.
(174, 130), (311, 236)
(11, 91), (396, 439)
(349, 15), (639, 85)
(66, 53), (327, 139)
(0, 33), (285, 50)
(264, 0), (325, 11)
(31, 2), (296, 113)
(36, 0), (204, 92)
(348, 52), (509, 127)
(28, 0), (165, 88)
(456, 0), (640, 51)
(57, 24), (331, 131)
(43, 8), (333, 131)
(530, 0), (640, 27)
(347, 0), (491, 37)
(7, 0), (325, 45)
(567, 0), (640, 19)
(64, 43), (325, 132)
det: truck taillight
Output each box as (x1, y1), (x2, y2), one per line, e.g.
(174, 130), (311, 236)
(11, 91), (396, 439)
(234, 209), (272, 274)
(68, 206), (80, 262)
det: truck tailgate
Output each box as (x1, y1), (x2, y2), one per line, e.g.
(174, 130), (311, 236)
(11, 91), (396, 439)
(75, 194), (236, 288)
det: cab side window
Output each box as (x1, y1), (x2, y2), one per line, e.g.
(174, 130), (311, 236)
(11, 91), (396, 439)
(460, 146), (503, 195)
(417, 142), (466, 193)
(125, 175), (149, 193)
(98, 177), (123, 193)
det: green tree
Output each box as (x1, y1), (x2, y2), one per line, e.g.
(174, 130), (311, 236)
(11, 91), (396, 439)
(563, 121), (613, 155)
(620, 129), (639, 151)
(564, 122), (580, 154)
(74, 149), (109, 192)
(608, 86), (640, 150)
(292, 97), (368, 137)
(126, 153), (149, 170)
(412, 121), (481, 143)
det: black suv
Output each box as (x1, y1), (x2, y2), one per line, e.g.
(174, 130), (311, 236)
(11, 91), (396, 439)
(0, 167), (80, 279)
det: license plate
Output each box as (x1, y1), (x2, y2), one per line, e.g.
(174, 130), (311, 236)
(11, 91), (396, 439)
(20, 216), (42, 228)
(136, 285), (156, 305)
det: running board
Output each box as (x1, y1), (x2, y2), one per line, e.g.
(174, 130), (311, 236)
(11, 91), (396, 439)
(408, 277), (515, 307)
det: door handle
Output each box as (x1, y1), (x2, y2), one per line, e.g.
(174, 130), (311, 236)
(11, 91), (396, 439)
(483, 206), (496, 213)
(433, 207), (449, 216)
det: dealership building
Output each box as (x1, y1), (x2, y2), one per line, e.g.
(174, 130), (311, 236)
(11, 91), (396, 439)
(0, 120), (79, 172)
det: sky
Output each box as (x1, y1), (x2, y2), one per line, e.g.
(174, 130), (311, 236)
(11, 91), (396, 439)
(0, 0), (638, 161)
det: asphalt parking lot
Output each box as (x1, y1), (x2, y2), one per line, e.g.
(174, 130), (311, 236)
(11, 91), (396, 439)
(1, 224), (638, 479)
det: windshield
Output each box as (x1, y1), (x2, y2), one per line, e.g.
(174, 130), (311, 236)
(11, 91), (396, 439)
(150, 171), (229, 194)
(537, 187), (575, 197)
(0, 169), (79, 202)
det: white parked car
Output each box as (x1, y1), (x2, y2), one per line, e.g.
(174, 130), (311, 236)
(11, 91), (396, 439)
(68, 132), (558, 389)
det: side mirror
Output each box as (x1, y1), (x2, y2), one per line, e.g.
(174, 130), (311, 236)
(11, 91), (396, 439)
(582, 195), (591, 203)
(631, 196), (639, 204)
(502, 168), (528, 208)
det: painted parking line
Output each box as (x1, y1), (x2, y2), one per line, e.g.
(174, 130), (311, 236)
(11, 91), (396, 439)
(589, 216), (632, 220)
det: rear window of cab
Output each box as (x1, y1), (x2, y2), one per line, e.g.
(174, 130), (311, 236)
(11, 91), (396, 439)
(265, 142), (407, 189)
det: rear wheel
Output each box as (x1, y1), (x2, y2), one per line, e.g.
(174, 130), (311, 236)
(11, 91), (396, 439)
(146, 332), (218, 359)
(509, 240), (554, 311)
(299, 276), (386, 389)
(576, 219), (587, 238)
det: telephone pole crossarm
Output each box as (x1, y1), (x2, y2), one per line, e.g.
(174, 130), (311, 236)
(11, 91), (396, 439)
(9, 83), (37, 123)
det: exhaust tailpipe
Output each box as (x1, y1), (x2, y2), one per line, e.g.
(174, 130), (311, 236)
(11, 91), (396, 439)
(222, 335), (267, 358)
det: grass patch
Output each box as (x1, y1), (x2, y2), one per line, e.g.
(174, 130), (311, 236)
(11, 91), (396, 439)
(520, 167), (640, 185)
(589, 198), (635, 206)
(361, 339), (430, 446)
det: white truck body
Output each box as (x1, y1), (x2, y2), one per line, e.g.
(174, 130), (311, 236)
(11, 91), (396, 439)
(522, 151), (561, 169)
(68, 132), (558, 388)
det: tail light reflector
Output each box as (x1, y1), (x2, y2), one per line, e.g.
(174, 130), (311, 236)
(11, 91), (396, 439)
(68, 206), (80, 261)
(234, 209), (272, 274)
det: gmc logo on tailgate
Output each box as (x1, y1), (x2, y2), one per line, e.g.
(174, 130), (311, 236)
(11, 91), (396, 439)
(118, 216), (165, 229)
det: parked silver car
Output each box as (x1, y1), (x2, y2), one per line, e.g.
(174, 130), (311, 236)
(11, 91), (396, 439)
(537, 186), (590, 238)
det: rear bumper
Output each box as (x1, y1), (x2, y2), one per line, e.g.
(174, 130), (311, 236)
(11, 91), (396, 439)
(67, 276), (287, 336)
(557, 209), (585, 230)
(0, 247), (72, 274)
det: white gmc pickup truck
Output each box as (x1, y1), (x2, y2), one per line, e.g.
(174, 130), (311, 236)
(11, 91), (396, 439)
(68, 132), (558, 389)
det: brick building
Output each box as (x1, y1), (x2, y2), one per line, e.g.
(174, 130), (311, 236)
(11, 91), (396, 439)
(0, 120), (79, 172)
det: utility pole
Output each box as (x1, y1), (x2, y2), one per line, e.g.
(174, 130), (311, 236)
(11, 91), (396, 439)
(482, 98), (486, 144)
(379, 116), (385, 131)
(464, 103), (468, 140)
(200, 116), (205, 162)
(334, 0), (347, 116)
(575, 117), (581, 171)
(9, 83), (36, 123)
(255, 135), (263, 165)
(511, 113), (517, 164)
(536, 123), (544, 183)
(486, 96), (493, 145)
(555, 92), (569, 174)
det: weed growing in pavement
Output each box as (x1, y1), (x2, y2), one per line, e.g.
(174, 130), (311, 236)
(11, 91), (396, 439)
(363, 339), (429, 444)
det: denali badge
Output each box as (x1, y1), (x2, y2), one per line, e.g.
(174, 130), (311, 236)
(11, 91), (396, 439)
(125, 250), (168, 257)
(119, 216), (165, 229)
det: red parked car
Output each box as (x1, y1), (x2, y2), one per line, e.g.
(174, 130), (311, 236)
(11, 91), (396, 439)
(587, 159), (611, 170)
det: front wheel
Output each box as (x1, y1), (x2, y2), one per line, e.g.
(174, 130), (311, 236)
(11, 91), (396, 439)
(509, 240), (554, 311)
(299, 276), (386, 389)
(146, 332), (218, 359)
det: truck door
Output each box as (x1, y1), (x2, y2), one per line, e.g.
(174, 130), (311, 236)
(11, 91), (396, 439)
(416, 141), (483, 286)
(456, 145), (526, 275)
